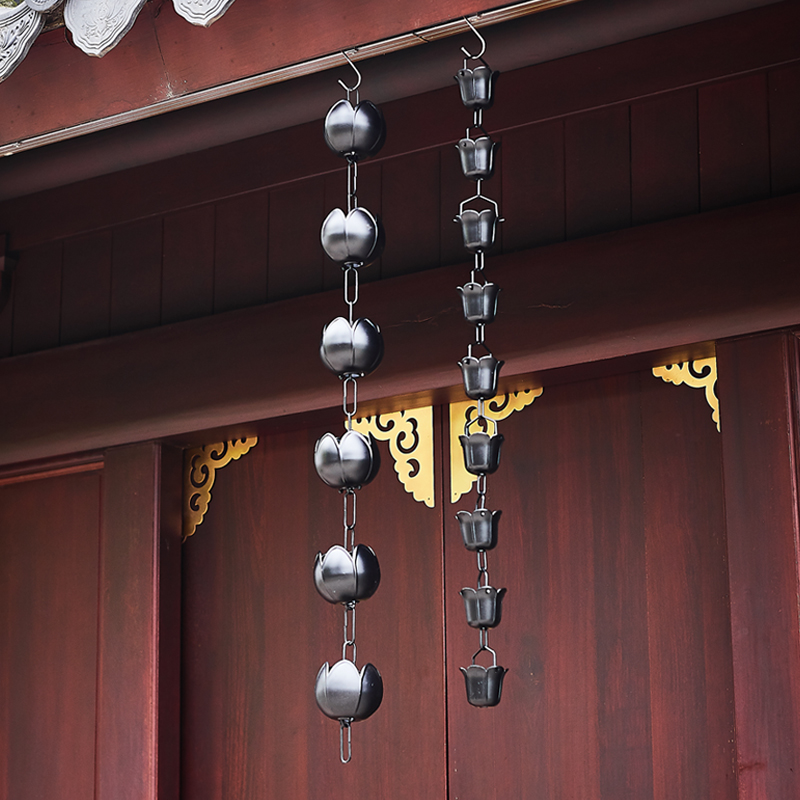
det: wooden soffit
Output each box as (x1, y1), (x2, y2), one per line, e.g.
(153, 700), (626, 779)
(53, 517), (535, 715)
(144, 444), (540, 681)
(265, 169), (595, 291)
(0, 192), (798, 467)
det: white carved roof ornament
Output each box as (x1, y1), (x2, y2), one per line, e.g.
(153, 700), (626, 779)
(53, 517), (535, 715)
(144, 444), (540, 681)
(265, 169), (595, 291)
(0, 0), (238, 80)
(0, 3), (43, 80)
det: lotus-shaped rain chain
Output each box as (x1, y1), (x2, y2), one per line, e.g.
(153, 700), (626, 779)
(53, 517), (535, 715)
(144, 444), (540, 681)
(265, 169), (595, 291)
(313, 52), (387, 764)
(452, 19), (507, 709)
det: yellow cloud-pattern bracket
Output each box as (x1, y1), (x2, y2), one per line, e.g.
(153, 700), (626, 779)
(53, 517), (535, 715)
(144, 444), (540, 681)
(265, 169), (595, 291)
(183, 437), (258, 540)
(652, 357), (720, 432)
(351, 407), (435, 507)
(449, 389), (543, 503)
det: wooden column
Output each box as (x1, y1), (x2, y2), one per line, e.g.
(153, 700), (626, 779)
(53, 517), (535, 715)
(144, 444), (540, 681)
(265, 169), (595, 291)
(717, 332), (800, 798)
(96, 443), (183, 800)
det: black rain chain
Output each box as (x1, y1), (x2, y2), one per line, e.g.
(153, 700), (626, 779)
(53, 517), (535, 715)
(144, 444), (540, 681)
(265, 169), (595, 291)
(453, 20), (508, 708)
(312, 52), (386, 764)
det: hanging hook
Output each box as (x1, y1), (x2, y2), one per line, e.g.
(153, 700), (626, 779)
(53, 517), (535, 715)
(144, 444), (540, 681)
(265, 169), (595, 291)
(460, 17), (486, 61)
(338, 51), (362, 94)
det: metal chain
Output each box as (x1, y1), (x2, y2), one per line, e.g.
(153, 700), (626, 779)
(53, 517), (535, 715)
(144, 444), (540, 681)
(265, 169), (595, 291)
(343, 489), (356, 550)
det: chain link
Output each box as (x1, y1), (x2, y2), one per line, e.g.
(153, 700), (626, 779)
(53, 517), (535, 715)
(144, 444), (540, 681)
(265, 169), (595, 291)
(342, 602), (357, 662)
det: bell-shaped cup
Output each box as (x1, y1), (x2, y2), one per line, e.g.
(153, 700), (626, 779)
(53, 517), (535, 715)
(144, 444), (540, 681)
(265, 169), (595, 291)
(460, 663), (507, 707)
(454, 65), (499, 109)
(459, 354), (503, 400)
(455, 507), (501, 551)
(459, 431), (504, 476)
(457, 136), (499, 180)
(457, 281), (500, 325)
(460, 586), (506, 628)
(455, 208), (497, 254)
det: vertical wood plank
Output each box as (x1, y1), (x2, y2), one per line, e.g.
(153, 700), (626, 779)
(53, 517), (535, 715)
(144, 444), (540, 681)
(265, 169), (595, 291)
(641, 369), (737, 800)
(268, 177), (325, 301)
(11, 241), (62, 355)
(96, 443), (182, 800)
(501, 120), (566, 251)
(214, 191), (269, 313)
(181, 420), (447, 799)
(381, 150), (440, 279)
(110, 217), (163, 335)
(162, 206), (215, 324)
(717, 332), (800, 800)
(440, 144), (467, 267)
(565, 106), (631, 239)
(699, 74), (770, 212)
(768, 64), (800, 196)
(0, 267), (13, 359)
(631, 90), (699, 225)
(0, 470), (101, 800)
(61, 231), (113, 346)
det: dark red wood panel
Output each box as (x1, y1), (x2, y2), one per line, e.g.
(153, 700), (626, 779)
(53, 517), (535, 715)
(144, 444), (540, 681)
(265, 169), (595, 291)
(0, 469), (101, 800)
(718, 332), (800, 799)
(110, 217), (163, 335)
(699, 74), (770, 211)
(268, 177), (326, 301)
(61, 231), (112, 345)
(96, 443), (182, 800)
(162, 206), (216, 324)
(0, 276), (13, 359)
(447, 375), (652, 799)
(439, 144), (466, 267)
(768, 63), (800, 196)
(640, 368), (736, 800)
(502, 120), (566, 251)
(631, 90), (699, 225)
(381, 149), (440, 279)
(181, 418), (446, 797)
(565, 105), (631, 239)
(11, 240), (62, 355)
(214, 191), (269, 313)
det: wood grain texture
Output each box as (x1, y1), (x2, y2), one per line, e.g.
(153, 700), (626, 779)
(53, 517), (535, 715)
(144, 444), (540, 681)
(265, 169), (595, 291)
(61, 231), (112, 346)
(502, 120), (566, 251)
(1, 192), (799, 467)
(641, 367), (736, 800)
(768, 62), (800, 196)
(268, 178), (326, 301)
(162, 206), (216, 325)
(214, 191), (269, 313)
(96, 443), (183, 800)
(11, 240), (62, 356)
(181, 419), (446, 798)
(699, 74), (770, 211)
(381, 149), (440, 279)
(717, 332), (800, 800)
(631, 90), (699, 225)
(565, 105), (631, 239)
(110, 217), (164, 335)
(447, 367), (735, 798)
(0, 469), (101, 800)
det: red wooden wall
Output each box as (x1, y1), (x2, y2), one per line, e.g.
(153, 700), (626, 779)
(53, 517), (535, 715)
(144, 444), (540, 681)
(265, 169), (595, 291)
(1, 2), (799, 359)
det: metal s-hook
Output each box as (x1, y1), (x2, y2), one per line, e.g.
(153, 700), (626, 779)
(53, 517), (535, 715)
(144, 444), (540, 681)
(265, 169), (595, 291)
(460, 16), (486, 61)
(338, 51), (362, 100)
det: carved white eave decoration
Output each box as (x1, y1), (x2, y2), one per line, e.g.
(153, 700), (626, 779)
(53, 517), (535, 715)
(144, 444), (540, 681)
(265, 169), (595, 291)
(0, 0), (238, 81)
(0, 3), (43, 80)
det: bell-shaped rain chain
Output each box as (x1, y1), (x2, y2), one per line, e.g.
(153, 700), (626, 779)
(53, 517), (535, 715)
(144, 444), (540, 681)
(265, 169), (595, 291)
(453, 20), (508, 709)
(314, 52), (386, 764)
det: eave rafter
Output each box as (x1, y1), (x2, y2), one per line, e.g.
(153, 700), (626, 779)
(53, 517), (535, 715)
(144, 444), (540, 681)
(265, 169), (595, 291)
(0, 0), (235, 80)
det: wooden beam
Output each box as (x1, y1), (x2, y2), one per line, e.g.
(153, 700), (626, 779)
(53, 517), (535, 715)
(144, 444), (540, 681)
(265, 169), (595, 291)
(0, 192), (798, 466)
(96, 443), (182, 800)
(717, 332), (800, 798)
